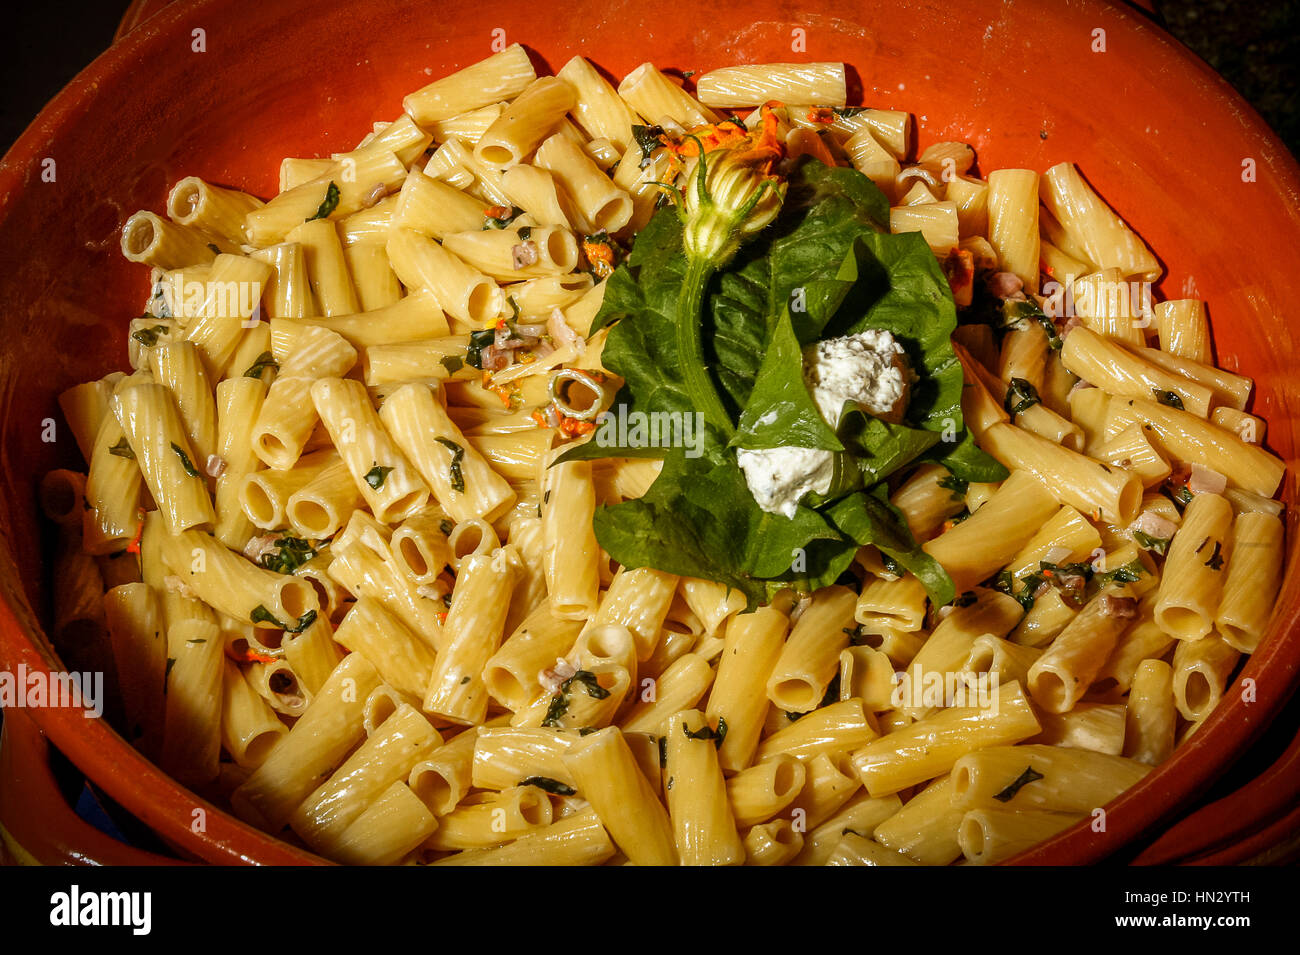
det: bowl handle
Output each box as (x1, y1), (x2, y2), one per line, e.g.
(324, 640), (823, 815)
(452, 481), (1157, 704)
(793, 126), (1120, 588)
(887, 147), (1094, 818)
(1133, 718), (1300, 865)
(0, 709), (182, 865)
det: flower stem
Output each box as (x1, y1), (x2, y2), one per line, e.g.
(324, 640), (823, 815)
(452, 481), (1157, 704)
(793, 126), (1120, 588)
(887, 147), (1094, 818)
(677, 254), (734, 438)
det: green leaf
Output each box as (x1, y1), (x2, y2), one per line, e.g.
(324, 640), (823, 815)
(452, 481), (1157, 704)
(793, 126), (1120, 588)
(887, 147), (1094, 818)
(171, 443), (200, 477)
(109, 437), (135, 459)
(131, 324), (169, 348)
(921, 428), (1010, 483)
(307, 181), (340, 221)
(733, 308), (843, 452)
(823, 489), (954, 606)
(435, 438), (466, 493)
(243, 351), (279, 379)
(519, 776), (576, 796)
(364, 465), (393, 490)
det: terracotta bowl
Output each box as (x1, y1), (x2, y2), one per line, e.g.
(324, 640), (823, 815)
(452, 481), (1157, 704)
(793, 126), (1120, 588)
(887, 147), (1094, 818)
(1, 0), (1297, 865)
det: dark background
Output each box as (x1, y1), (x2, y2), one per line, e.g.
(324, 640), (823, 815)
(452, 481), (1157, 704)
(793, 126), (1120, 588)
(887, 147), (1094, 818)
(0, 0), (1296, 155)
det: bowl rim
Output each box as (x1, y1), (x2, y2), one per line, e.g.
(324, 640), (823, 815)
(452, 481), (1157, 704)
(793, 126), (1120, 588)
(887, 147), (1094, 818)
(1, 0), (1298, 866)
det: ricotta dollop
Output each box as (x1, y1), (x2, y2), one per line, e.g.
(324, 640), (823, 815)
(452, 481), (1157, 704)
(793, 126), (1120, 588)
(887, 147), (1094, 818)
(736, 329), (908, 519)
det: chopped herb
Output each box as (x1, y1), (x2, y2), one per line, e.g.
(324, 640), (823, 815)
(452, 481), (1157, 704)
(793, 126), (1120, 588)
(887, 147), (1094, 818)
(842, 626), (859, 638)
(307, 181), (340, 221)
(435, 438), (466, 493)
(250, 605), (283, 628)
(164, 657), (176, 688)
(657, 734), (668, 767)
(460, 675), (471, 684)
(631, 123), (666, 168)
(171, 443), (199, 477)
(607, 160), (620, 176)
(541, 669), (610, 727)
(682, 717), (728, 749)
(519, 776), (576, 796)
(207, 242), (221, 255)
(1003, 377), (1042, 415)
(186, 638), (207, 644)
(131, 324), (169, 348)
(1096, 557), (1148, 586)
(259, 535), (316, 574)
(285, 610), (317, 634)
(952, 591), (977, 608)
(1205, 540), (1225, 570)
(108, 437), (135, 459)
(440, 355), (464, 375)
(1132, 529), (1171, 555)
(243, 351), (279, 379)
(577, 726), (598, 736)
(1153, 389), (1185, 410)
(938, 473), (969, 501)
(364, 465), (393, 489)
(517, 225), (533, 242)
(543, 490), (551, 505)
(438, 518), (455, 536)
(993, 765), (1044, 802)
(482, 205), (522, 229)
(1002, 299), (1062, 351)
(831, 106), (868, 118)
(880, 552), (903, 578)
(465, 328), (495, 369)
(570, 669), (610, 699)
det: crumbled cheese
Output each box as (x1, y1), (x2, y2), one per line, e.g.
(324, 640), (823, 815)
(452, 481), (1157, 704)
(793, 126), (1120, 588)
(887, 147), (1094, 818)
(737, 330), (908, 518)
(803, 329), (906, 426)
(736, 446), (835, 519)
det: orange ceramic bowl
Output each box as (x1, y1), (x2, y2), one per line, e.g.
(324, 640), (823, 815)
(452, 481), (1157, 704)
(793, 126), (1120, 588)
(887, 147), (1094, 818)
(1, 0), (1298, 865)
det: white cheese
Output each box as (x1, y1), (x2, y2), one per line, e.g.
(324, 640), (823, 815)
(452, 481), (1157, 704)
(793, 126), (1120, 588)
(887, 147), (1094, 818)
(737, 329), (907, 518)
(735, 446), (835, 520)
(803, 329), (906, 426)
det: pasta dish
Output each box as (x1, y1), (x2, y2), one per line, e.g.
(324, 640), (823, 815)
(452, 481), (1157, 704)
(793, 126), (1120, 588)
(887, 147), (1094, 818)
(38, 49), (1286, 865)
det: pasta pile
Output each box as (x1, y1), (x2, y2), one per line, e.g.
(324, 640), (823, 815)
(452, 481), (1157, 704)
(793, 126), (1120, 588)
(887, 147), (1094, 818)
(40, 48), (1287, 865)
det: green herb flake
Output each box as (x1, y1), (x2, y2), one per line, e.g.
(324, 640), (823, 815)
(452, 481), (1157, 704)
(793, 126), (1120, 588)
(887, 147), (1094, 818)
(250, 605), (284, 628)
(285, 610), (318, 634)
(1096, 557), (1148, 587)
(109, 437), (136, 459)
(438, 518), (455, 536)
(465, 328), (496, 370)
(1132, 529), (1171, 555)
(171, 443), (200, 477)
(993, 765), (1044, 802)
(164, 657), (176, 689)
(1003, 377), (1042, 416)
(259, 535), (316, 575)
(519, 776), (576, 796)
(631, 124), (666, 168)
(364, 465), (394, 490)
(1153, 389), (1185, 410)
(1205, 540), (1225, 571)
(131, 324), (169, 348)
(435, 437), (466, 493)
(937, 473), (969, 501)
(440, 355), (464, 375)
(682, 717), (728, 749)
(307, 181), (340, 221)
(243, 351), (279, 379)
(831, 106), (868, 118)
(517, 225), (533, 242)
